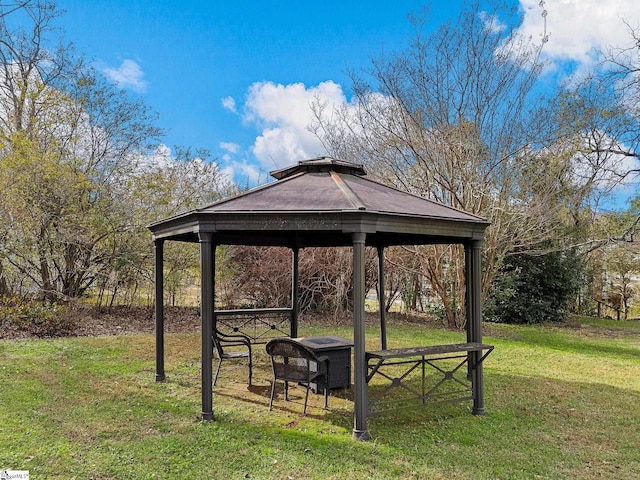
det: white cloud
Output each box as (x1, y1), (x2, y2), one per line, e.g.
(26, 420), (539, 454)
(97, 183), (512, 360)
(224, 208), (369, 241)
(242, 80), (347, 169)
(104, 59), (148, 93)
(220, 165), (236, 183)
(221, 96), (237, 113)
(479, 11), (507, 34)
(226, 161), (264, 185)
(519, 0), (640, 206)
(517, 0), (640, 70)
(136, 143), (172, 169)
(219, 141), (240, 153)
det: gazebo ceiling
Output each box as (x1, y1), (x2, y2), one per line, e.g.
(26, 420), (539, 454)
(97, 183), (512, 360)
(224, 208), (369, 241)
(148, 157), (489, 247)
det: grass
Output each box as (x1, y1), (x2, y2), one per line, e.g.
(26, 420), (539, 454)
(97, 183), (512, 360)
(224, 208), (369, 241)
(1, 317), (640, 479)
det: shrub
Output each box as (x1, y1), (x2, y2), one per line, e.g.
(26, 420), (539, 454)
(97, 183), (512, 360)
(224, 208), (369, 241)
(485, 249), (583, 324)
(0, 298), (76, 337)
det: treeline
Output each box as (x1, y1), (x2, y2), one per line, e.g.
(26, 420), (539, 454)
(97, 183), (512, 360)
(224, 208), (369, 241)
(0, 1), (233, 310)
(1, 1), (639, 328)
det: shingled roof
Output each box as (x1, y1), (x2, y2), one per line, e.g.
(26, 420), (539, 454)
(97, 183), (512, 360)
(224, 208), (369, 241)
(148, 157), (488, 247)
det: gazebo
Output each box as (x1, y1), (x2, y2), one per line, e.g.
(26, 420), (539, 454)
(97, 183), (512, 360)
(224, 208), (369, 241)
(149, 157), (490, 440)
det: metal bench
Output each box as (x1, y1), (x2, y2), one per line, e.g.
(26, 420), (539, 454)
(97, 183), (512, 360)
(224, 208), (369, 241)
(214, 308), (293, 344)
(365, 342), (494, 416)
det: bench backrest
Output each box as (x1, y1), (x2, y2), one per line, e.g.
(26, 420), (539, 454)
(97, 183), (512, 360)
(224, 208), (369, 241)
(214, 308), (293, 344)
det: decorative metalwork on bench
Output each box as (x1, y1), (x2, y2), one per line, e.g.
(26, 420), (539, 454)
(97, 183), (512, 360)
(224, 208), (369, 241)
(365, 343), (494, 416)
(214, 308), (293, 344)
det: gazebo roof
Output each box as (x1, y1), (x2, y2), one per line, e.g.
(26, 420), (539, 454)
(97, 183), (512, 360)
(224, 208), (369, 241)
(148, 157), (489, 247)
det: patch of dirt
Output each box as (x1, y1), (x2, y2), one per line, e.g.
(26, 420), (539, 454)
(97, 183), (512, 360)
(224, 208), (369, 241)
(0, 306), (443, 340)
(0, 305), (202, 340)
(72, 305), (203, 336)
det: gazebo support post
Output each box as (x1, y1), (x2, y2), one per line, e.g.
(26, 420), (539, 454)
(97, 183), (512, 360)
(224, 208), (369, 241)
(352, 232), (370, 441)
(377, 246), (387, 350)
(469, 239), (485, 415)
(291, 246), (299, 338)
(154, 239), (165, 382)
(465, 242), (473, 381)
(199, 232), (215, 421)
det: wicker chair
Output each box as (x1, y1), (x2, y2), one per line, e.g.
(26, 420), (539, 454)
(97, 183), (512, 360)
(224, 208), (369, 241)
(212, 330), (252, 386)
(265, 338), (329, 415)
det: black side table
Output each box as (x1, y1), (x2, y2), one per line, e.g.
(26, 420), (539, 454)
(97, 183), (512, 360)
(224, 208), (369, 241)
(295, 336), (353, 393)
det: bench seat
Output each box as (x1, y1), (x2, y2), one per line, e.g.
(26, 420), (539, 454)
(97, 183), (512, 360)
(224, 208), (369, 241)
(365, 342), (494, 416)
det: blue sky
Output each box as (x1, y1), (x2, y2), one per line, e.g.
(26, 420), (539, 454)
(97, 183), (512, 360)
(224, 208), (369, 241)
(55, 0), (639, 186)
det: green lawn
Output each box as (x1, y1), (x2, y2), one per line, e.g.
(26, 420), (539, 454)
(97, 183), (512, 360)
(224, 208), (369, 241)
(1, 316), (639, 479)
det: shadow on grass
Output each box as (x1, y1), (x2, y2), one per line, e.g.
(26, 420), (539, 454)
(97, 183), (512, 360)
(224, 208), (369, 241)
(340, 371), (640, 478)
(485, 324), (640, 360)
(214, 379), (355, 423)
(201, 369), (640, 478)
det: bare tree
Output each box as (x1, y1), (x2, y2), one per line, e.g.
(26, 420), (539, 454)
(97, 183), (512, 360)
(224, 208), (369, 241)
(225, 246), (378, 315)
(312, 1), (574, 326)
(604, 243), (640, 320)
